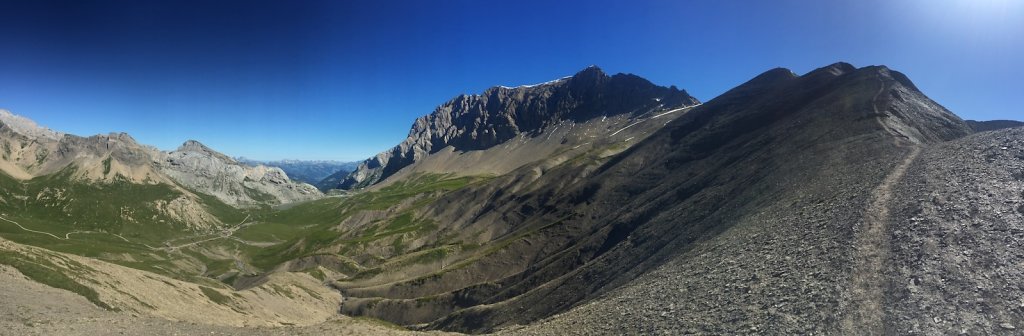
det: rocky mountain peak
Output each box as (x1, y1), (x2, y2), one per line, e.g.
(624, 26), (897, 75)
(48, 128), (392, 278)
(178, 139), (209, 152)
(719, 67), (799, 98)
(335, 66), (701, 189)
(162, 140), (322, 207)
(176, 140), (235, 163)
(106, 132), (137, 143)
(569, 65), (608, 82)
(867, 65), (921, 92)
(812, 61), (857, 77)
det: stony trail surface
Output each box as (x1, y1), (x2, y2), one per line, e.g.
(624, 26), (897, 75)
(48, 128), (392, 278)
(886, 127), (1024, 334)
(841, 145), (920, 334)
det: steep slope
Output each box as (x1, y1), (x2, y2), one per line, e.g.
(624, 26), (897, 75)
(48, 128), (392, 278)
(335, 66), (700, 189)
(514, 111), (1024, 336)
(885, 127), (1024, 334)
(321, 62), (972, 333)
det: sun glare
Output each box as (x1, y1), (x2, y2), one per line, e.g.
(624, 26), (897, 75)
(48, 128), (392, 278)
(897, 0), (1023, 44)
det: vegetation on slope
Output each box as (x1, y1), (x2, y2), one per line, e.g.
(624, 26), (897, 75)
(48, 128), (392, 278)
(0, 249), (113, 310)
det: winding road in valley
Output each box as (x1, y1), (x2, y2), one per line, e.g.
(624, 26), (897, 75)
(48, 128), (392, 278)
(0, 213), (268, 252)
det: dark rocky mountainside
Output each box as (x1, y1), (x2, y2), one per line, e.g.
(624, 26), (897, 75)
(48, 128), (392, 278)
(966, 119), (1024, 132)
(884, 127), (1024, 334)
(335, 66), (699, 189)
(329, 62), (980, 333)
(512, 122), (1024, 336)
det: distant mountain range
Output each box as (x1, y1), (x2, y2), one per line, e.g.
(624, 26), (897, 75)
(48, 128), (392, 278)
(235, 158), (359, 189)
(1, 63), (1023, 335)
(0, 109), (321, 228)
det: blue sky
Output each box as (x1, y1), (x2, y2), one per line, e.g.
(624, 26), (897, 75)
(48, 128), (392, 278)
(0, 0), (1021, 161)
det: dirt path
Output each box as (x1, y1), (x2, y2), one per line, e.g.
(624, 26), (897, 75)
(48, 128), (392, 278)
(0, 215), (64, 240)
(840, 78), (921, 333)
(1, 211), (259, 252)
(163, 214), (258, 251)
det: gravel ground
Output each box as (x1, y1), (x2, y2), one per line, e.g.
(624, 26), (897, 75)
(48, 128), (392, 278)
(498, 137), (911, 335)
(887, 127), (1024, 334)
(503, 127), (1024, 335)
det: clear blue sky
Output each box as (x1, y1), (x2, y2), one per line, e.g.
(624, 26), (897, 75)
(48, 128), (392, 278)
(0, 0), (1021, 161)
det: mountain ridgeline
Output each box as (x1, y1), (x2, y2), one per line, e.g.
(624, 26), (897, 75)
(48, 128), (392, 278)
(235, 158), (359, 188)
(334, 66), (700, 190)
(2, 63), (1023, 335)
(0, 113), (322, 227)
(320, 62), (1000, 333)
(965, 119), (1024, 132)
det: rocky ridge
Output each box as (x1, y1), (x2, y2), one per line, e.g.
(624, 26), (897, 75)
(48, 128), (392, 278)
(0, 112), (322, 208)
(336, 66), (700, 189)
(3, 63), (1022, 335)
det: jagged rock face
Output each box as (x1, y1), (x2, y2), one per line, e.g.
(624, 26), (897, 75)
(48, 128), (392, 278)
(158, 140), (323, 208)
(337, 66), (700, 189)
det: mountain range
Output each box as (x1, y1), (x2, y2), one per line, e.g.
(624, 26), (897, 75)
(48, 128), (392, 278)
(235, 158), (359, 190)
(0, 63), (1022, 335)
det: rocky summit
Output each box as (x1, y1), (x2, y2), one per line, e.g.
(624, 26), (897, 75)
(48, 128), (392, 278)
(0, 62), (1022, 335)
(335, 66), (700, 190)
(160, 140), (322, 208)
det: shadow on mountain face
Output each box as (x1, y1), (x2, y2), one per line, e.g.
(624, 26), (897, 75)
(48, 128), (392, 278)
(335, 63), (972, 333)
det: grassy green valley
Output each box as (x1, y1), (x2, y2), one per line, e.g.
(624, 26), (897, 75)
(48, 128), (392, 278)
(0, 169), (493, 292)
